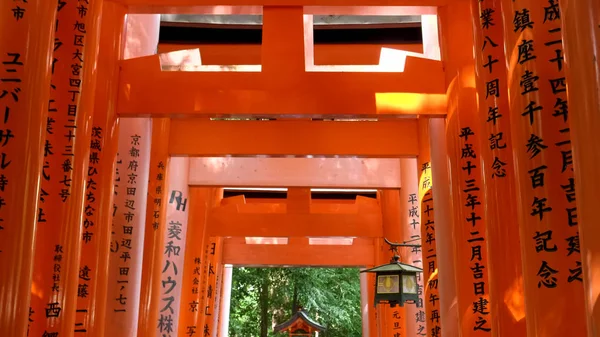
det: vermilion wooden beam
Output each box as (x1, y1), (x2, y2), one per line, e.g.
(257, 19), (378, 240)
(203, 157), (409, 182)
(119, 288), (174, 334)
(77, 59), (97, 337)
(118, 3), (443, 14)
(168, 119), (419, 157)
(187, 157), (403, 188)
(116, 53), (446, 117)
(221, 241), (376, 266)
(208, 212), (383, 237)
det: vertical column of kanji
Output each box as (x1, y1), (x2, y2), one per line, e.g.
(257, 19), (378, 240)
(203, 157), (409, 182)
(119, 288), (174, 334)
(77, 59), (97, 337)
(416, 119), (441, 337)
(446, 71), (493, 335)
(560, 0), (600, 334)
(104, 13), (158, 337)
(380, 190), (407, 337)
(105, 122), (151, 335)
(177, 188), (216, 337)
(0, 1), (55, 336)
(138, 118), (169, 337)
(156, 157), (190, 337)
(29, 0), (102, 335)
(399, 159), (426, 337)
(436, 2), (475, 335)
(74, 3), (126, 336)
(500, 0), (587, 335)
(200, 237), (224, 337)
(471, 1), (527, 336)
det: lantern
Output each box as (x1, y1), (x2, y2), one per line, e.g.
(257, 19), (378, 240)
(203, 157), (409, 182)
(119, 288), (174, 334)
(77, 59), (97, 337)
(361, 254), (422, 307)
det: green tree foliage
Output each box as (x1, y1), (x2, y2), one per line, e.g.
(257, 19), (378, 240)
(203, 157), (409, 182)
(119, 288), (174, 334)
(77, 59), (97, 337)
(229, 267), (362, 337)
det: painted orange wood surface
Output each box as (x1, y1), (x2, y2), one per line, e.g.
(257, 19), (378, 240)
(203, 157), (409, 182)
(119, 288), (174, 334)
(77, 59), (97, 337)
(417, 119), (442, 337)
(0, 1), (55, 335)
(169, 120), (420, 158)
(446, 69), (493, 336)
(471, 0), (526, 335)
(118, 1), (448, 14)
(138, 118), (170, 337)
(30, 1), (101, 336)
(74, 4), (126, 336)
(560, 0), (600, 335)
(501, 1), (587, 335)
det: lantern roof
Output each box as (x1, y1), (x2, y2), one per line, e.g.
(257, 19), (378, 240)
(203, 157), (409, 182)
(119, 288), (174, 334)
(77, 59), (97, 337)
(361, 261), (423, 274)
(273, 309), (326, 333)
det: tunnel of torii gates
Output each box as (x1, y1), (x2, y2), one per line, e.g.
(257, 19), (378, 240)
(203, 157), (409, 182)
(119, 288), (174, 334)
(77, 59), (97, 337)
(2, 0), (600, 337)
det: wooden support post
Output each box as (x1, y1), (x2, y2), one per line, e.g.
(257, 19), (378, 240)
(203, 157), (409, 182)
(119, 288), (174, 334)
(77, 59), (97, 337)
(436, 0), (478, 335)
(380, 190), (407, 337)
(399, 158), (426, 336)
(156, 157), (190, 336)
(261, 6), (309, 76)
(417, 118), (442, 337)
(287, 188), (311, 213)
(0, 1), (56, 336)
(500, 0), (587, 335)
(75, 3), (126, 336)
(29, 0), (102, 335)
(560, 0), (600, 334)
(138, 118), (170, 337)
(104, 13), (159, 337)
(446, 68), (493, 335)
(178, 188), (223, 337)
(471, 1), (526, 336)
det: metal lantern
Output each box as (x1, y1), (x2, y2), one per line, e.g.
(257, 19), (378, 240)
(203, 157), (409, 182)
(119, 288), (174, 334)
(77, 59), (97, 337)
(361, 239), (423, 307)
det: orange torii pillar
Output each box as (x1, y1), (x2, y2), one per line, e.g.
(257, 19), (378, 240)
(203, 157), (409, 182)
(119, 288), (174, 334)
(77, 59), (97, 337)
(436, 1), (481, 335)
(380, 190), (407, 337)
(417, 118), (442, 337)
(360, 269), (377, 337)
(74, 3), (126, 336)
(218, 265), (233, 337)
(446, 67), (493, 335)
(138, 118), (170, 337)
(471, 1), (526, 335)
(500, 1), (587, 335)
(104, 13), (159, 337)
(29, 0), (102, 335)
(0, 1), (55, 336)
(560, 0), (600, 334)
(178, 188), (223, 337)
(399, 158), (426, 337)
(156, 157), (190, 337)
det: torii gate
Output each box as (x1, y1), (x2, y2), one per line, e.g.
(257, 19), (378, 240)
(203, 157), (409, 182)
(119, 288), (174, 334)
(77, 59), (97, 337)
(1, 1), (600, 337)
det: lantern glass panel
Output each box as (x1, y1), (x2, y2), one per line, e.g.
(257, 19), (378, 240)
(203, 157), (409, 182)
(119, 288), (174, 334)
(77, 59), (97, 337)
(402, 274), (417, 294)
(376, 274), (399, 294)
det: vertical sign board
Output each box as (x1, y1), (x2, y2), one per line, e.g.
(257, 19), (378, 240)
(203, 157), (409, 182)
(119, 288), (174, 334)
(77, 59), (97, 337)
(472, 1), (526, 335)
(156, 157), (190, 337)
(501, 1), (587, 335)
(399, 159), (426, 337)
(0, 1), (55, 336)
(30, 0), (101, 336)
